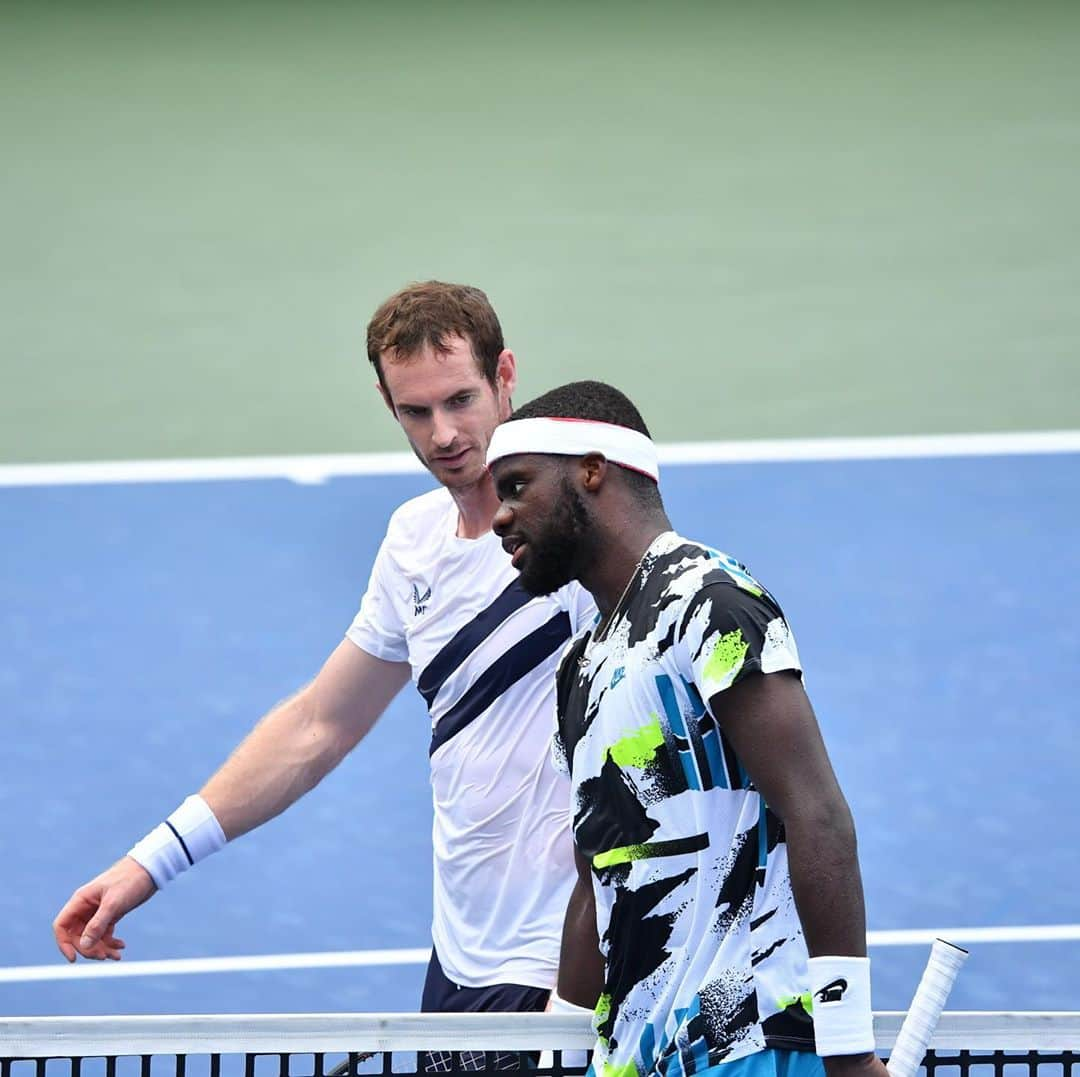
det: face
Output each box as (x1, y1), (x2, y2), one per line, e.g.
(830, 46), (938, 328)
(491, 455), (593, 595)
(379, 335), (516, 490)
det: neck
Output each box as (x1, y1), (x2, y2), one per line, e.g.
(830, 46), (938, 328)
(451, 471), (501, 539)
(582, 513), (672, 618)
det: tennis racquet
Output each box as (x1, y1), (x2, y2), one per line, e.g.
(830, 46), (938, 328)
(885, 938), (969, 1077)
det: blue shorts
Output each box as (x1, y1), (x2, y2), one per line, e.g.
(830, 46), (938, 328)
(701, 1049), (824, 1077)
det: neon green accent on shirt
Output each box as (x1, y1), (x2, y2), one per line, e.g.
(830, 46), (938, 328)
(703, 628), (749, 688)
(730, 575), (763, 597)
(606, 717), (664, 768)
(777, 991), (814, 1015)
(593, 843), (652, 869)
(602, 1062), (640, 1077)
(594, 992), (612, 1047)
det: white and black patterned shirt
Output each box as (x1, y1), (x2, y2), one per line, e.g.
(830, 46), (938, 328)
(554, 531), (815, 1076)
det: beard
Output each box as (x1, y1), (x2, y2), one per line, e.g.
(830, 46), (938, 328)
(518, 479), (594, 596)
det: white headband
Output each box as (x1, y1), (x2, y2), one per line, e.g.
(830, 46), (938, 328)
(486, 417), (660, 481)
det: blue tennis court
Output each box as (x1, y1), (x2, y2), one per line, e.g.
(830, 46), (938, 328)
(1, 450), (1077, 1016)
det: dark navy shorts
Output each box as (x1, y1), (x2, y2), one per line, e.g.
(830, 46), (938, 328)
(420, 949), (551, 1073)
(421, 948), (551, 1014)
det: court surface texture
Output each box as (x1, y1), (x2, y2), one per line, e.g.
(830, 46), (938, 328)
(1, 446), (1076, 1015)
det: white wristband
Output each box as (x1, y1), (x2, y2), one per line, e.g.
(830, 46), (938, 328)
(807, 955), (875, 1056)
(543, 991), (594, 1069)
(127, 795), (226, 890)
(549, 990), (595, 1016)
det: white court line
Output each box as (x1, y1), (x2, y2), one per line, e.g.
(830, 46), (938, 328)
(867, 924), (1080, 945)
(3, 925), (1078, 984)
(0, 948), (432, 984)
(1, 430), (1078, 488)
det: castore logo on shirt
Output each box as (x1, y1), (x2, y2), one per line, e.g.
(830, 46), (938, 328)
(410, 581), (432, 616)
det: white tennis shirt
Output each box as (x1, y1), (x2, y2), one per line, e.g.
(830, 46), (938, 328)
(347, 487), (597, 989)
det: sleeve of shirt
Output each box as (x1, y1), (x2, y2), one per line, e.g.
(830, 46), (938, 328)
(550, 724), (571, 778)
(676, 581), (802, 709)
(553, 580), (599, 636)
(549, 645), (584, 778)
(345, 532), (409, 663)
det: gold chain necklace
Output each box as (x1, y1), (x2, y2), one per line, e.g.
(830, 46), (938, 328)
(578, 551), (649, 672)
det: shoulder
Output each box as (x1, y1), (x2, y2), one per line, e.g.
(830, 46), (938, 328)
(660, 538), (800, 688)
(550, 579), (599, 629)
(648, 534), (784, 630)
(383, 487), (454, 545)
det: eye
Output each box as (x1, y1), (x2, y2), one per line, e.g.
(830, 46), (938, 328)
(449, 393), (474, 408)
(497, 477), (527, 500)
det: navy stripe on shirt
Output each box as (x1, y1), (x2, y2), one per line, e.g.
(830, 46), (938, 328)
(429, 611), (572, 757)
(417, 578), (534, 709)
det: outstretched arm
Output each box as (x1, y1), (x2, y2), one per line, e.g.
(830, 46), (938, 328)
(53, 640), (409, 962)
(201, 641), (408, 838)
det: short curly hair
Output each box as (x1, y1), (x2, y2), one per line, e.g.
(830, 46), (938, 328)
(508, 381), (660, 504)
(366, 281), (504, 390)
(509, 380), (651, 436)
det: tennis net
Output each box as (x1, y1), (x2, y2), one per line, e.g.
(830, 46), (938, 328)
(2, 1013), (1077, 1077)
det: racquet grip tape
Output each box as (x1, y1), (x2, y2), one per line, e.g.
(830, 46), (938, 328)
(886, 939), (969, 1077)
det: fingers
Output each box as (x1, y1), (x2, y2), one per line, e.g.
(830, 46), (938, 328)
(53, 924), (123, 961)
(80, 902), (122, 957)
(54, 860), (156, 963)
(53, 891), (95, 962)
(53, 887), (126, 961)
(84, 929), (126, 961)
(53, 914), (79, 962)
(97, 928), (127, 959)
(80, 916), (127, 960)
(66, 928), (125, 961)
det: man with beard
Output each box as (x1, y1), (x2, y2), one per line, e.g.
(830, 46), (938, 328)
(488, 381), (888, 1077)
(52, 284), (596, 1062)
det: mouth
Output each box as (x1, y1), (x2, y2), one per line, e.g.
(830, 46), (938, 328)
(502, 536), (527, 568)
(434, 447), (470, 468)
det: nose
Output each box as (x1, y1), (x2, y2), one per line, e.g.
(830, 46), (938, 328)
(492, 501), (512, 537)
(431, 408), (457, 450)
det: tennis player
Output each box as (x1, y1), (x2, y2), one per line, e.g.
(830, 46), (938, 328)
(487, 381), (889, 1077)
(52, 283), (597, 1036)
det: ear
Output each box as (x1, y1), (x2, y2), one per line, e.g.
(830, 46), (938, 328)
(495, 350), (517, 416)
(376, 380), (397, 419)
(580, 453), (609, 493)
